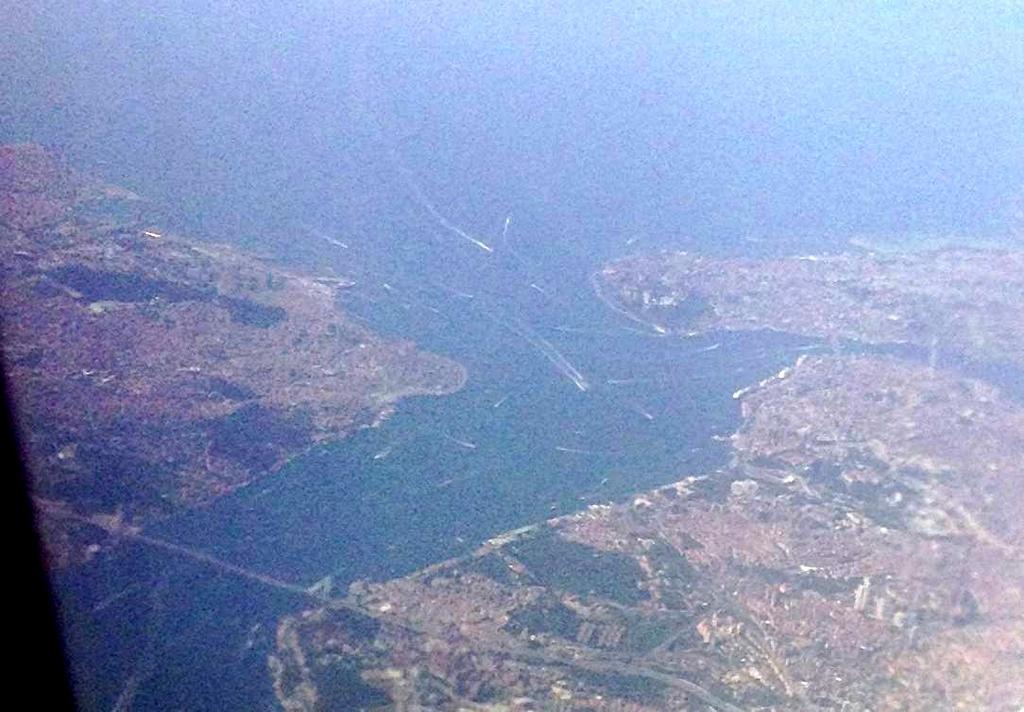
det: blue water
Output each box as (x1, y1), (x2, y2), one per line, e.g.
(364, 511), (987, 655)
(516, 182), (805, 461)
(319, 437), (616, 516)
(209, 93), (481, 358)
(57, 322), (813, 711)
(9, 3), (1024, 709)
(53, 188), (821, 706)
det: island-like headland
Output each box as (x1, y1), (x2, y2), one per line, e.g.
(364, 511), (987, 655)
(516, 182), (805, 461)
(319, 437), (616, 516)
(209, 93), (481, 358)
(595, 248), (1024, 367)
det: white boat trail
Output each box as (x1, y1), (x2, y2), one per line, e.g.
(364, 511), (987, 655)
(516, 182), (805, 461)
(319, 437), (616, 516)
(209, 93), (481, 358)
(501, 315), (590, 392)
(320, 235), (350, 249)
(549, 325), (631, 338)
(621, 325), (668, 337)
(443, 432), (478, 450)
(93, 582), (143, 613)
(389, 147), (493, 253)
(629, 403), (656, 421)
(606, 377), (656, 385)
(429, 280), (475, 300)
(303, 224), (350, 249)
(554, 445), (599, 455)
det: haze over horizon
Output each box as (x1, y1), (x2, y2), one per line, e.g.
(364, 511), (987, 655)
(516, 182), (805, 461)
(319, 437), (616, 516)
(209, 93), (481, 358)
(3, 2), (1023, 255)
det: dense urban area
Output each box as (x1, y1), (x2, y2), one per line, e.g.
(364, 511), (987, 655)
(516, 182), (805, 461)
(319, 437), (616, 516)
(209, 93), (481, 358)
(272, 247), (1024, 710)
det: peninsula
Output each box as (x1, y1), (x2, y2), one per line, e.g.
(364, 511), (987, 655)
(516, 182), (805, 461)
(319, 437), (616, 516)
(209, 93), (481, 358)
(0, 144), (466, 567)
